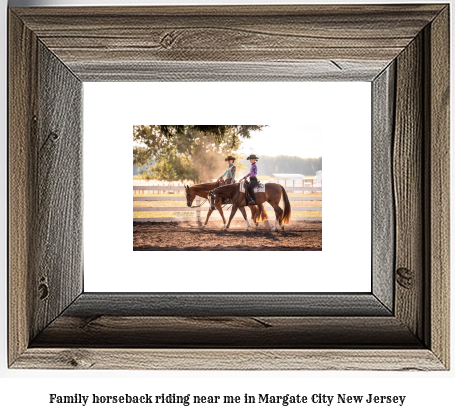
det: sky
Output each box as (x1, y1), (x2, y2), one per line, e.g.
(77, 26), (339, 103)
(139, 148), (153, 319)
(240, 125), (322, 159)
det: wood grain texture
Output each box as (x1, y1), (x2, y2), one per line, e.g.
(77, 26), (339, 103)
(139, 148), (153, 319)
(13, 349), (445, 371)
(9, 12), (83, 366)
(31, 316), (420, 348)
(425, 6), (450, 368)
(51, 293), (392, 317)
(393, 34), (424, 340)
(8, 11), (39, 366)
(8, 4), (450, 370)
(372, 63), (395, 312)
(11, 5), (445, 82)
(32, 42), (83, 339)
(70, 60), (387, 82)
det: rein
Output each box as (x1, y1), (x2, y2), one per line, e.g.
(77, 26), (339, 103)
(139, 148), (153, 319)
(189, 199), (207, 208)
(188, 182), (240, 209)
(188, 191), (209, 208)
(187, 182), (220, 208)
(212, 183), (239, 209)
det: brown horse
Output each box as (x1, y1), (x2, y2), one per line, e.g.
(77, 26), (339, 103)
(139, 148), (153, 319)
(208, 182), (291, 231)
(184, 180), (268, 228)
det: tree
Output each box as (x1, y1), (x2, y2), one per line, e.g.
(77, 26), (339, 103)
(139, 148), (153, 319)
(133, 125), (265, 182)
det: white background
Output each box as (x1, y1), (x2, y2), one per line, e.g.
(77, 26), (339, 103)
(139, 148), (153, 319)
(84, 82), (371, 292)
(1, 0), (454, 413)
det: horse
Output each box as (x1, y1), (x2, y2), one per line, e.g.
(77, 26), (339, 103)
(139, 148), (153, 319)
(208, 181), (291, 231)
(184, 179), (268, 229)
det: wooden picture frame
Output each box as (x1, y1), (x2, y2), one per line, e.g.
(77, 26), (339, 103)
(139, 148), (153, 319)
(8, 4), (449, 370)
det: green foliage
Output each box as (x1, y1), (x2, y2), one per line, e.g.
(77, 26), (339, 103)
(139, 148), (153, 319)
(133, 125), (265, 182)
(257, 155), (322, 176)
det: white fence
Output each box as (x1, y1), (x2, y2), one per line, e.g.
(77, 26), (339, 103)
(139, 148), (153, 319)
(268, 178), (322, 188)
(133, 185), (322, 223)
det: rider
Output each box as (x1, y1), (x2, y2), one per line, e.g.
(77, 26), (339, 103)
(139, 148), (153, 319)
(219, 156), (236, 184)
(241, 154), (259, 206)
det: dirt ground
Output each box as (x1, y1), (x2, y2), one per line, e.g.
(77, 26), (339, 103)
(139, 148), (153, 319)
(133, 220), (322, 251)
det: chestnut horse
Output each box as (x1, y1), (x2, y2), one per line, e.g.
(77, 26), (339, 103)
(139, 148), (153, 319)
(208, 182), (291, 231)
(184, 180), (268, 228)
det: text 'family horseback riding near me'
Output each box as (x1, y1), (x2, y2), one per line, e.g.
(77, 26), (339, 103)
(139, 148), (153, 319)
(48, 393), (406, 407)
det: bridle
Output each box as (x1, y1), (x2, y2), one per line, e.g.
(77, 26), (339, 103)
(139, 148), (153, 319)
(186, 190), (208, 208)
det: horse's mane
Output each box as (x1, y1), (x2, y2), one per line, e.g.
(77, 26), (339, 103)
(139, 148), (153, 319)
(190, 182), (215, 190)
(213, 183), (238, 195)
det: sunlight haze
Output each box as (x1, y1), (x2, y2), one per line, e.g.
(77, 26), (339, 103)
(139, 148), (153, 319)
(240, 125), (321, 158)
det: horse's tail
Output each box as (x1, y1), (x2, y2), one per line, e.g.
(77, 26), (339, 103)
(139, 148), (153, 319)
(280, 185), (291, 224)
(248, 204), (268, 222)
(258, 203), (268, 222)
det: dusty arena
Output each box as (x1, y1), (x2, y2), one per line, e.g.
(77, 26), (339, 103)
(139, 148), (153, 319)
(133, 220), (322, 251)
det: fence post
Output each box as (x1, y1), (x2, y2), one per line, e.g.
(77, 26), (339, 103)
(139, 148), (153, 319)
(195, 195), (201, 226)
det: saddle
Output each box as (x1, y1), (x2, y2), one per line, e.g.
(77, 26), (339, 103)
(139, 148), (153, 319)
(242, 179), (263, 205)
(239, 180), (264, 191)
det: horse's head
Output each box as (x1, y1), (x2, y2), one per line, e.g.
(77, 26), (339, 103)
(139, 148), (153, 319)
(184, 184), (195, 207)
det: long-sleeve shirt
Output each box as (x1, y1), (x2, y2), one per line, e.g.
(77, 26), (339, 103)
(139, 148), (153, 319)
(243, 162), (257, 179)
(221, 163), (236, 180)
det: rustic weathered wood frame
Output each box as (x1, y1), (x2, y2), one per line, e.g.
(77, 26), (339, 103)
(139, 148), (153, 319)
(9, 5), (449, 370)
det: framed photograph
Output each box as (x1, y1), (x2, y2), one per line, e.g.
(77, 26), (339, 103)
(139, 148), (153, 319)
(84, 82), (371, 293)
(8, 4), (449, 370)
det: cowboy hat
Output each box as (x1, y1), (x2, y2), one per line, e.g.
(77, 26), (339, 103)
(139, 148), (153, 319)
(224, 156), (236, 161)
(246, 154), (259, 160)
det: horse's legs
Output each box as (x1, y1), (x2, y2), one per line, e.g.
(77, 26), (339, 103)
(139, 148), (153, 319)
(267, 200), (283, 231)
(253, 206), (260, 226)
(203, 201), (226, 228)
(224, 205), (238, 230)
(248, 206), (258, 226)
(202, 207), (213, 228)
(216, 200), (227, 225)
(238, 206), (250, 231)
